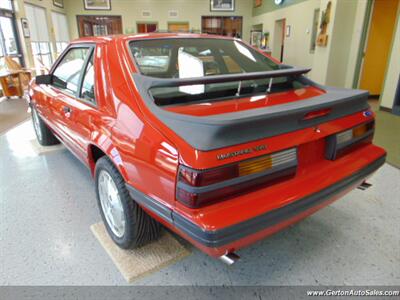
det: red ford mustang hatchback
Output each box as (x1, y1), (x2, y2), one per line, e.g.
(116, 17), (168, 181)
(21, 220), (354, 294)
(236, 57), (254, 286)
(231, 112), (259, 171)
(29, 33), (386, 263)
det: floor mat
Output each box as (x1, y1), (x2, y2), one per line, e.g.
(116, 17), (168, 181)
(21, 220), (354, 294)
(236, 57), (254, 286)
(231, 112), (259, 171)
(91, 222), (191, 283)
(30, 139), (64, 155)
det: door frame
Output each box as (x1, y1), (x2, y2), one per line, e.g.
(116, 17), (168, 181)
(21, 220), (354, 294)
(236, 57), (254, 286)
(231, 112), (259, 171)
(201, 16), (243, 37)
(352, 0), (400, 114)
(0, 3), (25, 67)
(76, 15), (123, 37)
(352, 0), (374, 89)
(273, 18), (285, 62)
(385, 11), (400, 115)
(45, 43), (97, 159)
(393, 74), (400, 115)
(48, 43), (97, 105)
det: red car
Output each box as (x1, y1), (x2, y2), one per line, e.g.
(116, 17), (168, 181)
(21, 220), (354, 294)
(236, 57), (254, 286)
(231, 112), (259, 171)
(29, 34), (386, 264)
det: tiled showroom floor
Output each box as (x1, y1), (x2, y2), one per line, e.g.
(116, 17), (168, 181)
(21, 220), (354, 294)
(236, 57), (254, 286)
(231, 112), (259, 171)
(1, 120), (399, 286)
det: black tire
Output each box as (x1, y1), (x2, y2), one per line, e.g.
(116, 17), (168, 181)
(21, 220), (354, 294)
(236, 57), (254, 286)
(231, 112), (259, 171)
(31, 106), (60, 146)
(95, 156), (161, 249)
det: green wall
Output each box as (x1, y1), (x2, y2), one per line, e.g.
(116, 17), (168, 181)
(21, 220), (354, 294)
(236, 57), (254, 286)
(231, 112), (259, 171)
(253, 0), (309, 16)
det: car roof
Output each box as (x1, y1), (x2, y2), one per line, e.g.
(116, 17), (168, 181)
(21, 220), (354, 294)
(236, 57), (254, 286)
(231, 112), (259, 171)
(70, 33), (236, 44)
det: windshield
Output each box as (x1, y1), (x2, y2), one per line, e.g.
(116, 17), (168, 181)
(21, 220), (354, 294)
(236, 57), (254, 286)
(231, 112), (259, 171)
(129, 38), (307, 106)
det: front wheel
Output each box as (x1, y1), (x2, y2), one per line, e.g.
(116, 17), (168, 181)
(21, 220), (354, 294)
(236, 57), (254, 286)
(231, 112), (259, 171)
(31, 106), (60, 146)
(95, 156), (161, 249)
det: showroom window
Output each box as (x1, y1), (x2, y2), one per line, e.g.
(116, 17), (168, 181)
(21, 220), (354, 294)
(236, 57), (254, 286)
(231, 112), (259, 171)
(0, 0), (12, 10)
(0, 15), (18, 58)
(24, 4), (53, 70)
(0, 1), (24, 67)
(52, 47), (91, 95)
(51, 12), (70, 57)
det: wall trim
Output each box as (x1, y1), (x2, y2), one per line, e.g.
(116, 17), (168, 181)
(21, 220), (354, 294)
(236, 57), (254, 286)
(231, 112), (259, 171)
(379, 106), (393, 113)
(352, 0), (374, 89)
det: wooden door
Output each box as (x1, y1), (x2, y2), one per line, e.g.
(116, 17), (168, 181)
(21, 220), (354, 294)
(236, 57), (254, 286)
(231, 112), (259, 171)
(168, 22), (189, 33)
(359, 0), (399, 96)
(137, 23), (157, 33)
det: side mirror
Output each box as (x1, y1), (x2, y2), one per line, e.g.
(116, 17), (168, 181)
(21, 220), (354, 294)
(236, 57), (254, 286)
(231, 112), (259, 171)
(35, 74), (53, 85)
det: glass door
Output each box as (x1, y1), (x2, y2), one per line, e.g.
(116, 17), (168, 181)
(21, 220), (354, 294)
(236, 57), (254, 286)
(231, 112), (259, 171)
(77, 15), (122, 37)
(201, 16), (243, 38)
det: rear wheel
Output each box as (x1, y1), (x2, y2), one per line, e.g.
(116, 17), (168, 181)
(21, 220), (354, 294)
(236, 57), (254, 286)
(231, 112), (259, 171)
(95, 156), (161, 249)
(31, 106), (60, 146)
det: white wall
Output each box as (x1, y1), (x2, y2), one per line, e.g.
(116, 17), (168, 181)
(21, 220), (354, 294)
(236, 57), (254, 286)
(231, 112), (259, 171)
(251, 0), (378, 89)
(13, 0), (68, 68)
(252, 0), (321, 72)
(309, 0), (336, 84)
(380, 8), (400, 109)
(325, 0), (358, 87)
(344, 0), (369, 89)
(64, 0), (253, 42)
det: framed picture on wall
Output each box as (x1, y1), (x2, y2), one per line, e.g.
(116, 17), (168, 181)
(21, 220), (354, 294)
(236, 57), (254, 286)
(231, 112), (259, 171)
(21, 18), (30, 38)
(53, 0), (64, 8)
(254, 0), (262, 7)
(83, 0), (111, 11)
(210, 0), (235, 12)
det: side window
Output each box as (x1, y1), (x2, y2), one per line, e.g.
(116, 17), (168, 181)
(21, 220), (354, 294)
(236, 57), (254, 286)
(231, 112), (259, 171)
(52, 47), (90, 94)
(80, 54), (95, 103)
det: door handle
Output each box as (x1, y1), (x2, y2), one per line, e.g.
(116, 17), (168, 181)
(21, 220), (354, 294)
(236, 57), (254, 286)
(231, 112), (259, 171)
(63, 106), (72, 117)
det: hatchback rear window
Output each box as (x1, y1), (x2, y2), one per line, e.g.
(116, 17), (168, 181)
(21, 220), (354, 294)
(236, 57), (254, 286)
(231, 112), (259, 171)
(129, 38), (307, 105)
(130, 38), (279, 78)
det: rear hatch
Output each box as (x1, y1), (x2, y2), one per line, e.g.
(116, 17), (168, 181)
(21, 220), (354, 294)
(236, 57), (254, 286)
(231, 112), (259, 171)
(133, 68), (373, 209)
(130, 37), (373, 210)
(133, 69), (370, 152)
(129, 37), (369, 152)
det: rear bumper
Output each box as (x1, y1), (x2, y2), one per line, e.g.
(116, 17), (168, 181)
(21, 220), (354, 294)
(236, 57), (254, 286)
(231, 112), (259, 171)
(126, 154), (385, 256)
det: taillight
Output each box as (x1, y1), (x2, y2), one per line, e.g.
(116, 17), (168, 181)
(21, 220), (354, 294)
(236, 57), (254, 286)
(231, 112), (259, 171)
(176, 148), (297, 208)
(325, 121), (375, 160)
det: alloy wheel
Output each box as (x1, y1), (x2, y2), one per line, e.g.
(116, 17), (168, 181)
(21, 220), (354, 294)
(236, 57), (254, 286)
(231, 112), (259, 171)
(98, 170), (126, 238)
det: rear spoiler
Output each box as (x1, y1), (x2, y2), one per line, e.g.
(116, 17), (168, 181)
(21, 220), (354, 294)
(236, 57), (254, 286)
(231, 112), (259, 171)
(132, 68), (370, 151)
(137, 67), (311, 89)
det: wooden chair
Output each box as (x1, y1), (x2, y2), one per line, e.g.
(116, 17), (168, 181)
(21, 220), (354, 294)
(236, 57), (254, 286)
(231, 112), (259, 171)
(0, 57), (32, 98)
(4, 56), (32, 89)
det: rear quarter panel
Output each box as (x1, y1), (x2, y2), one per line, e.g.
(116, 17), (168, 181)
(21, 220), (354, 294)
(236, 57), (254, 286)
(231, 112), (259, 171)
(105, 39), (179, 212)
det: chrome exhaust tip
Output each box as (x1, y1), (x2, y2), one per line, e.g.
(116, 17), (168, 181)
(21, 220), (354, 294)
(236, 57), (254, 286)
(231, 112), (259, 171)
(219, 252), (240, 265)
(357, 181), (372, 191)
